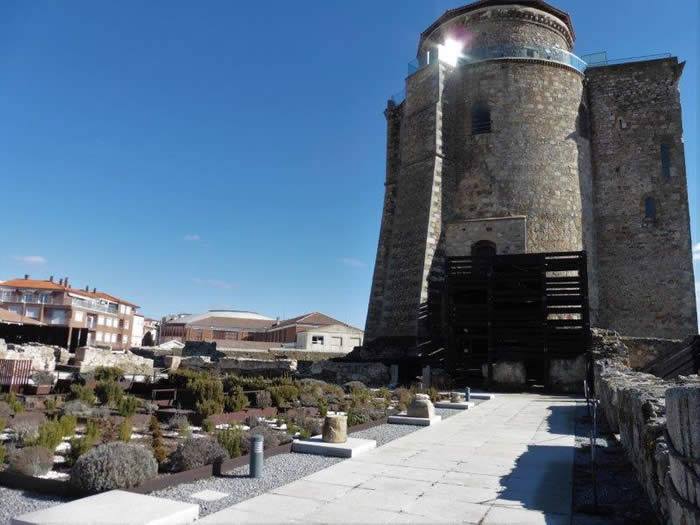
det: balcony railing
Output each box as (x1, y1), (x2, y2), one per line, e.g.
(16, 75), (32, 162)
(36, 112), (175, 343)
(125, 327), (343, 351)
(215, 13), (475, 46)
(580, 51), (671, 68)
(70, 298), (118, 314)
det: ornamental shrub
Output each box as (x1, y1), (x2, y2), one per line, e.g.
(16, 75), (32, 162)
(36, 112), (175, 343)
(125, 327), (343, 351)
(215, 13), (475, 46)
(201, 419), (215, 433)
(254, 390), (272, 409)
(69, 384), (95, 406)
(216, 427), (242, 458)
(93, 366), (124, 382)
(0, 444), (5, 465)
(0, 417), (5, 434)
(118, 418), (132, 443)
(44, 399), (57, 411)
(168, 438), (228, 472)
(196, 399), (223, 418)
(68, 435), (94, 466)
(71, 442), (157, 493)
(8, 446), (54, 476)
(59, 414), (77, 437)
(12, 422), (39, 445)
(117, 396), (138, 417)
(240, 425), (289, 454)
(0, 401), (11, 419)
(224, 386), (249, 413)
(7, 393), (24, 414)
(32, 419), (63, 450)
(62, 400), (93, 418)
(267, 385), (299, 407)
(347, 407), (370, 427)
(95, 380), (122, 407)
(318, 398), (328, 417)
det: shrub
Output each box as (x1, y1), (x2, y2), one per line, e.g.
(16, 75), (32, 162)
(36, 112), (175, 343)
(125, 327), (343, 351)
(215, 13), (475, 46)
(376, 387), (392, 402)
(0, 401), (11, 419)
(343, 381), (367, 394)
(224, 386), (249, 413)
(85, 419), (100, 442)
(68, 435), (94, 466)
(196, 399), (223, 418)
(69, 384), (95, 406)
(117, 396), (138, 417)
(201, 419), (215, 433)
(71, 442), (157, 493)
(347, 407), (370, 427)
(267, 385), (299, 407)
(217, 427), (242, 458)
(8, 446), (54, 476)
(318, 398), (328, 417)
(118, 418), (132, 443)
(32, 419), (64, 450)
(395, 387), (412, 410)
(152, 434), (167, 465)
(0, 417), (5, 434)
(255, 390), (272, 409)
(62, 400), (92, 418)
(59, 414), (77, 437)
(12, 422), (39, 445)
(241, 425), (289, 454)
(31, 371), (54, 386)
(169, 438), (228, 472)
(93, 367), (124, 382)
(149, 415), (161, 435)
(0, 444), (5, 465)
(7, 393), (24, 414)
(95, 380), (123, 407)
(44, 399), (57, 411)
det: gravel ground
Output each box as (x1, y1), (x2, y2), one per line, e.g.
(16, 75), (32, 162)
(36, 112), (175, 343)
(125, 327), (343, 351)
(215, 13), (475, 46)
(152, 453), (343, 517)
(0, 487), (67, 525)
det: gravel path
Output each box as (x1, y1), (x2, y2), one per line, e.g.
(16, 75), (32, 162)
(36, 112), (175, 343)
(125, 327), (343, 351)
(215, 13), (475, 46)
(0, 487), (67, 525)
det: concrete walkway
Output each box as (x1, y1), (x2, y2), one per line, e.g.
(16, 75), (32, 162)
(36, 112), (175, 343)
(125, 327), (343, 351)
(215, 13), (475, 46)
(198, 394), (580, 524)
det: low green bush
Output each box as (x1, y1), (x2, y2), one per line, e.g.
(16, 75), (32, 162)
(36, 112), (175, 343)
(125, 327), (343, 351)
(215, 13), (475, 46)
(224, 386), (249, 413)
(346, 406), (370, 427)
(119, 418), (132, 443)
(8, 446), (54, 476)
(7, 393), (24, 414)
(318, 398), (328, 417)
(217, 428), (242, 458)
(0, 417), (5, 434)
(68, 435), (94, 466)
(59, 414), (77, 437)
(94, 366), (124, 382)
(201, 419), (215, 433)
(255, 390), (272, 408)
(44, 399), (57, 411)
(95, 380), (123, 407)
(267, 385), (299, 407)
(32, 419), (64, 450)
(69, 384), (96, 406)
(0, 444), (5, 465)
(71, 442), (157, 493)
(195, 399), (223, 418)
(117, 396), (138, 417)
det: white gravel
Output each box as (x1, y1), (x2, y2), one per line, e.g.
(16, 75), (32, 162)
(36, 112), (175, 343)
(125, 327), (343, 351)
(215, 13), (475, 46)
(0, 487), (67, 525)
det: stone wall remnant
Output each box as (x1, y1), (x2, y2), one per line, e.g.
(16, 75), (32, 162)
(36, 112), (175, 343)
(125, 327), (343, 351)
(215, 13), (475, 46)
(73, 346), (154, 376)
(0, 339), (57, 372)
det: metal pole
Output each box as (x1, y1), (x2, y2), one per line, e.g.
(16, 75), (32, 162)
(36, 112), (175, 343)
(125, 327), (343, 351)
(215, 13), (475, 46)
(591, 399), (598, 508)
(249, 435), (264, 478)
(465, 387), (471, 402)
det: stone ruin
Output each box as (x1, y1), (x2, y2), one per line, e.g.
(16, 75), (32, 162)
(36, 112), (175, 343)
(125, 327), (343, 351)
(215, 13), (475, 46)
(592, 329), (700, 524)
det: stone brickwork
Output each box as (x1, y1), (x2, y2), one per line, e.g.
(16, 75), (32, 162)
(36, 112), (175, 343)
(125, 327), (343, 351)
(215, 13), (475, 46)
(74, 346), (154, 375)
(365, 0), (696, 346)
(0, 339), (57, 372)
(445, 217), (526, 256)
(587, 58), (697, 339)
(592, 329), (700, 523)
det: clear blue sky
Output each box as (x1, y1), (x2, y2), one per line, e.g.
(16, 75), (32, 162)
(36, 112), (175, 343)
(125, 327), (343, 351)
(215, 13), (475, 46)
(1, 0), (698, 329)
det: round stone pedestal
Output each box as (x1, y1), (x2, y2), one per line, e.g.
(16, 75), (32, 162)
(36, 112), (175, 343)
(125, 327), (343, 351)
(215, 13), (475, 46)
(407, 393), (435, 419)
(322, 415), (348, 443)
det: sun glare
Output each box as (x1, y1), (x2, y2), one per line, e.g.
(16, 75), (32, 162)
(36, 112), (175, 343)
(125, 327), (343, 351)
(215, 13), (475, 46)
(438, 38), (464, 66)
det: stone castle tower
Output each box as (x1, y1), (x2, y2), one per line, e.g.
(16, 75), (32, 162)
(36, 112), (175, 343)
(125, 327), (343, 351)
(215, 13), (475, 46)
(366, 0), (697, 343)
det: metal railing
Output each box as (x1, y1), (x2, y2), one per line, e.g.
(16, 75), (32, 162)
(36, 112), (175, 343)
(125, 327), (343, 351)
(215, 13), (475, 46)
(581, 51), (671, 68)
(70, 298), (118, 314)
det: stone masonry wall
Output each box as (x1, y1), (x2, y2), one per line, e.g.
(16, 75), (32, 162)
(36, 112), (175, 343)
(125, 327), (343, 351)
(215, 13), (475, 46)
(593, 329), (700, 524)
(445, 216), (526, 256)
(587, 58), (697, 339)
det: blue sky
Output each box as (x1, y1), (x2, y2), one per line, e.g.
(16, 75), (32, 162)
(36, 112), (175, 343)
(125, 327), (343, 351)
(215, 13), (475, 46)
(1, 0), (698, 329)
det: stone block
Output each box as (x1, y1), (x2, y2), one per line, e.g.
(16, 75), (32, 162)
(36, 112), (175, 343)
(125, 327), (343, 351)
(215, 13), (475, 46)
(291, 436), (376, 458)
(11, 490), (199, 525)
(74, 347), (153, 375)
(482, 361), (526, 387)
(407, 393), (435, 418)
(388, 414), (442, 426)
(0, 343), (56, 372)
(322, 415), (347, 443)
(549, 354), (587, 393)
(435, 401), (475, 410)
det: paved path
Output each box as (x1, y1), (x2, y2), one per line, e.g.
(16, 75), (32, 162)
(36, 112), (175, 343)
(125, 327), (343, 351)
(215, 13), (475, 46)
(198, 394), (580, 524)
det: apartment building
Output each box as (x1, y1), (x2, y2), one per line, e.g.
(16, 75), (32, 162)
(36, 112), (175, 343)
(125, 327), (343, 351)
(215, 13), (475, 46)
(0, 275), (139, 350)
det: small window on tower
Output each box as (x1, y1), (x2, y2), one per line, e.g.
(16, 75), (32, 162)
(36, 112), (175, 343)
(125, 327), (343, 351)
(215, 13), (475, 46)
(578, 104), (590, 139)
(660, 142), (671, 178)
(471, 104), (492, 135)
(645, 197), (656, 219)
(472, 240), (497, 257)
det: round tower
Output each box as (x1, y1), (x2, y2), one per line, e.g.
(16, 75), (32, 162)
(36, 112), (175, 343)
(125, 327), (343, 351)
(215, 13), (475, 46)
(422, 0), (594, 257)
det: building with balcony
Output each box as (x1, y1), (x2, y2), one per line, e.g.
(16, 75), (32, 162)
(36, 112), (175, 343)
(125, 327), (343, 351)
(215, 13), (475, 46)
(0, 275), (139, 351)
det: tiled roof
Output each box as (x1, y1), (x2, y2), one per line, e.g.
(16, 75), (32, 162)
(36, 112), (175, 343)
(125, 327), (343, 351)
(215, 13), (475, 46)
(272, 312), (350, 329)
(1, 278), (138, 308)
(1, 279), (65, 291)
(187, 316), (275, 331)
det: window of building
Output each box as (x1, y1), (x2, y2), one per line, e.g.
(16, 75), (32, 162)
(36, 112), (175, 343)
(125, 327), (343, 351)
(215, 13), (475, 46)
(312, 336), (324, 346)
(661, 142), (671, 178)
(25, 306), (40, 319)
(75, 311), (84, 322)
(125, 320), (129, 330)
(471, 104), (492, 135)
(472, 240), (497, 257)
(124, 306), (131, 315)
(8, 305), (21, 315)
(98, 316), (104, 325)
(119, 305), (125, 314)
(645, 197), (656, 219)
(96, 332), (103, 342)
(578, 104), (590, 139)
(39, 294), (51, 304)
(22, 293), (35, 303)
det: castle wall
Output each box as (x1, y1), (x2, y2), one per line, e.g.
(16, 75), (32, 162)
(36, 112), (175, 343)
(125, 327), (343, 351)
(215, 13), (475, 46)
(587, 58), (697, 338)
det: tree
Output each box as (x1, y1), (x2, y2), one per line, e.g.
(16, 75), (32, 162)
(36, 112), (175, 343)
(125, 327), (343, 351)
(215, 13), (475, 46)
(142, 332), (155, 347)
